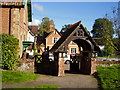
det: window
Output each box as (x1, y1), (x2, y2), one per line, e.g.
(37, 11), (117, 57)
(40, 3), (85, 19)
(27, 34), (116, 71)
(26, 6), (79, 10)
(71, 48), (76, 54)
(53, 37), (58, 43)
(54, 30), (57, 34)
(77, 30), (84, 36)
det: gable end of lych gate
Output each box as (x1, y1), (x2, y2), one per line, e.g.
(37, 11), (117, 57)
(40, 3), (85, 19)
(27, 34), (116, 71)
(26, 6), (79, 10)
(50, 21), (99, 53)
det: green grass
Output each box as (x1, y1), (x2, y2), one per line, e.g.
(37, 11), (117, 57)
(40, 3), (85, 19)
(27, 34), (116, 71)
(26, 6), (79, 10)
(2, 70), (38, 83)
(34, 85), (59, 88)
(3, 85), (60, 90)
(99, 56), (120, 59)
(96, 65), (120, 90)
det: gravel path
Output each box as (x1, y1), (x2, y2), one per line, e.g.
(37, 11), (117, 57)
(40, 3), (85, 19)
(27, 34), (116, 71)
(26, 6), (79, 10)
(2, 74), (99, 89)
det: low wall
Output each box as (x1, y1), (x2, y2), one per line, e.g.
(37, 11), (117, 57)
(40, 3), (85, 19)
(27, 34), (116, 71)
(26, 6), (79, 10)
(96, 61), (120, 67)
(16, 59), (34, 73)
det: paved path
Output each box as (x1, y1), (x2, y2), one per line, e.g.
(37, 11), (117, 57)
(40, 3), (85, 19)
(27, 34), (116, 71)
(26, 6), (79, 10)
(2, 74), (99, 89)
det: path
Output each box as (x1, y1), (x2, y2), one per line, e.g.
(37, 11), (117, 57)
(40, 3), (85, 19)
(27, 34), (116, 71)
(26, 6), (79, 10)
(2, 74), (99, 89)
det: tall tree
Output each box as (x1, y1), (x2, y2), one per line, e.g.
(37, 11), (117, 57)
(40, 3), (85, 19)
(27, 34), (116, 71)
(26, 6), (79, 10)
(91, 18), (114, 38)
(105, 5), (120, 54)
(38, 17), (55, 36)
(91, 18), (115, 56)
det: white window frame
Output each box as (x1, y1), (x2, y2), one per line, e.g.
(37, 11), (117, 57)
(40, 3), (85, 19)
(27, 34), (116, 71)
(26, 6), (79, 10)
(54, 30), (57, 34)
(71, 48), (76, 54)
(53, 37), (58, 44)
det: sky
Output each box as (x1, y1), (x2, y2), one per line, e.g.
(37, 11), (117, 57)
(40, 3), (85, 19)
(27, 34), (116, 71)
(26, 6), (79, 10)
(29, 1), (119, 33)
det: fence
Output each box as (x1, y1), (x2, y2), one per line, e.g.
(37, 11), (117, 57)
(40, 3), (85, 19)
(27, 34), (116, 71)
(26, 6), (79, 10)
(96, 61), (120, 67)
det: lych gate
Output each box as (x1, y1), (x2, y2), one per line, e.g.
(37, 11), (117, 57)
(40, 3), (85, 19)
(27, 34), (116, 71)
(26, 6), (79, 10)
(50, 21), (100, 76)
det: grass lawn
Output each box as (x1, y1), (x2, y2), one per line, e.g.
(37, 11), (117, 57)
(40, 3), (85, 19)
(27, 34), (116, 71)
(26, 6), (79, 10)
(6, 85), (60, 90)
(96, 65), (120, 90)
(99, 56), (120, 59)
(33, 85), (59, 88)
(2, 70), (38, 83)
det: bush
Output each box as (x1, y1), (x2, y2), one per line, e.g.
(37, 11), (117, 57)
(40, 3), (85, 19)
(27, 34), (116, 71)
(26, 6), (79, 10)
(1, 33), (19, 70)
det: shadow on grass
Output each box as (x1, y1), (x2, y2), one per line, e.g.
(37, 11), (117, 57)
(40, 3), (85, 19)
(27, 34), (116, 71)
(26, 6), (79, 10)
(93, 72), (103, 90)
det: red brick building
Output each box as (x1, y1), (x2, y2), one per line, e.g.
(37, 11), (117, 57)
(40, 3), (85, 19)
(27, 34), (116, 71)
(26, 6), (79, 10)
(0, 0), (32, 57)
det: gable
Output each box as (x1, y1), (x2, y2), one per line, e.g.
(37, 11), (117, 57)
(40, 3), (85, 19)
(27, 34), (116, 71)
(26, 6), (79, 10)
(45, 29), (61, 45)
(50, 21), (100, 52)
(46, 30), (61, 39)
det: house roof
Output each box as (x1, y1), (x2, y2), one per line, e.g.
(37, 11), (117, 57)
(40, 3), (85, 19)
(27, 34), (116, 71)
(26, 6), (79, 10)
(28, 25), (38, 36)
(50, 21), (100, 52)
(44, 29), (62, 39)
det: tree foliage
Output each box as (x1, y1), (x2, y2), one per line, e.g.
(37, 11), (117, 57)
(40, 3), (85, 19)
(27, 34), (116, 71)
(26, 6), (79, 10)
(60, 24), (71, 32)
(1, 33), (19, 70)
(38, 17), (55, 36)
(105, 7), (120, 39)
(91, 18), (115, 56)
(91, 18), (114, 38)
(105, 6), (120, 54)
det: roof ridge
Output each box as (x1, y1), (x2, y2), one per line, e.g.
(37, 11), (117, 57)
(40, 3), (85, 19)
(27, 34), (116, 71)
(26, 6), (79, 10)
(68, 21), (81, 29)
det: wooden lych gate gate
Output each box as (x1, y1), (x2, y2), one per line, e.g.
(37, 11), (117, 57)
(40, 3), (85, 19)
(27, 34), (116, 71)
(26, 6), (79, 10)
(50, 21), (100, 76)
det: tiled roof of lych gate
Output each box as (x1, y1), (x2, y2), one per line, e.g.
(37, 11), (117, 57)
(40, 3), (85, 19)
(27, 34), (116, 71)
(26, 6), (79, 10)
(93, 38), (104, 45)
(50, 21), (81, 52)
(50, 21), (100, 52)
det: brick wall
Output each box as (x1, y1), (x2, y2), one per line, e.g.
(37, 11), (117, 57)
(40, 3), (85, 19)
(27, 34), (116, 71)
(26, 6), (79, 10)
(0, 8), (10, 34)
(0, 5), (29, 57)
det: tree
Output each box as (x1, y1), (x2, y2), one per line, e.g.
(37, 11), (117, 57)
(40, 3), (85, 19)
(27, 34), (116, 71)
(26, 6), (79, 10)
(91, 18), (114, 38)
(60, 24), (71, 32)
(91, 18), (115, 56)
(1, 33), (19, 70)
(38, 17), (55, 36)
(105, 5), (120, 54)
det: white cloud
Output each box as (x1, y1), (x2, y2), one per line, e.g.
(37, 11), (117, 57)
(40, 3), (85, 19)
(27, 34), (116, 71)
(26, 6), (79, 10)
(32, 4), (44, 12)
(29, 18), (40, 25)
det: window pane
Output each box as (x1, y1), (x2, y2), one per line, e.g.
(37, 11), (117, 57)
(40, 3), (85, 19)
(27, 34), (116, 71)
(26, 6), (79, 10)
(71, 48), (76, 54)
(54, 37), (58, 43)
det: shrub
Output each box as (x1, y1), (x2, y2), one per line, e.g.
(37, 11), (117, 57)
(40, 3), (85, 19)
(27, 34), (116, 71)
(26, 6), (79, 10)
(1, 33), (19, 70)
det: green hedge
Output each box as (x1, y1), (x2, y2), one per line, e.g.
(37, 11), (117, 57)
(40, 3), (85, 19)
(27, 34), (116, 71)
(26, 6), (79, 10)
(1, 33), (19, 70)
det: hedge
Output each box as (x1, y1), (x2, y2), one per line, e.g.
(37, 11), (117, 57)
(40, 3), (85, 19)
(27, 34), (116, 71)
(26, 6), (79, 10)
(1, 33), (19, 70)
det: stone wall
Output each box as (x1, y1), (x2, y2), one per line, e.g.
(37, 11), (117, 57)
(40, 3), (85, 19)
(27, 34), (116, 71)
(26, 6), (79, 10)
(90, 58), (97, 75)
(16, 59), (34, 73)
(0, 5), (29, 57)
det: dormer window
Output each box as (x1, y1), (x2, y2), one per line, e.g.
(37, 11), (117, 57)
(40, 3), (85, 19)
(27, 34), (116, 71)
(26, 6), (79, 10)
(53, 37), (58, 43)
